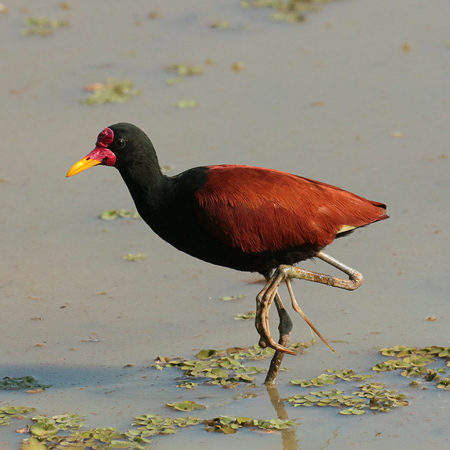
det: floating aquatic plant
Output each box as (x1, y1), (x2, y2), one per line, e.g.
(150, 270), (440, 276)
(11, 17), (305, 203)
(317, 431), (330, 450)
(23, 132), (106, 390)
(0, 406), (35, 427)
(166, 401), (206, 412)
(234, 311), (256, 320)
(154, 346), (273, 386)
(287, 382), (408, 415)
(175, 99), (199, 109)
(0, 376), (51, 391)
(373, 345), (450, 390)
(123, 253), (146, 261)
(204, 415), (296, 434)
(82, 78), (140, 105)
(241, 0), (339, 23)
(290, 369), (371, 387)
(100, 209), (141, 220)
(22, 16), (69, 36)
(166, 64), (204, 76)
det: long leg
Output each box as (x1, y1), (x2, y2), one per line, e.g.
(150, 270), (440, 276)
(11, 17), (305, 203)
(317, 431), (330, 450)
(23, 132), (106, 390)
(259, 273), (294, 384)
(255, 250), (364, 355)
(265, 293), (294, 384)
(273, 293), (293, 342)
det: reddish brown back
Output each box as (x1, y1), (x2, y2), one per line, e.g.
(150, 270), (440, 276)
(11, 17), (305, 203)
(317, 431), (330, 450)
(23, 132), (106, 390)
(194, 165), (388, 253)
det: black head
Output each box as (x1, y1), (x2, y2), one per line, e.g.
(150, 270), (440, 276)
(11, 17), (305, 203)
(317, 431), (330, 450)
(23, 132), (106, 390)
(66, 123), (158, 177)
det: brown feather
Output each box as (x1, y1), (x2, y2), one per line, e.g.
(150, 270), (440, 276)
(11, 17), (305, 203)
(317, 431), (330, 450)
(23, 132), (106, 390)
(194, 165), (387, 254)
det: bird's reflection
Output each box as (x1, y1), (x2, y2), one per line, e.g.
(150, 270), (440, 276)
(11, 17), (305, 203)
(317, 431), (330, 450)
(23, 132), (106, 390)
(266, 383), (300, 450)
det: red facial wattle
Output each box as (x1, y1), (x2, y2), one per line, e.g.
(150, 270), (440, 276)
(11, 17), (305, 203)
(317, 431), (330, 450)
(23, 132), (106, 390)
(95, 127), (114, 148)
(66, 127), (116, 177)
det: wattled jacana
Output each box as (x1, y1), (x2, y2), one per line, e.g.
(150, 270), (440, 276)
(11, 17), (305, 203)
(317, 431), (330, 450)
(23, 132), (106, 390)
(67, 123), (388, 383)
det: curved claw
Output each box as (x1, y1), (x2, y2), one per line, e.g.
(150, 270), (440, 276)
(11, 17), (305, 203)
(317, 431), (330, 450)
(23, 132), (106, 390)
(269, 341), (296, 355)
(259, 336), (296, 355)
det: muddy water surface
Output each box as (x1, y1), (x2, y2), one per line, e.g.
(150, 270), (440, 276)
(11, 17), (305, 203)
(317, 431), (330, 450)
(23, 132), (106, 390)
(1, 0), (450, 448)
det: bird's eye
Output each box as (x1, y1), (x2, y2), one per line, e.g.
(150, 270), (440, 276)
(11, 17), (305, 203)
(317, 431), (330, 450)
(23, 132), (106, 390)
(116, 138), (126, 149)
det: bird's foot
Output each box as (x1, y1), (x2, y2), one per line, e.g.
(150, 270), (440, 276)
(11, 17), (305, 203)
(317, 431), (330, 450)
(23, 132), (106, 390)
(255, 268), (296, 355)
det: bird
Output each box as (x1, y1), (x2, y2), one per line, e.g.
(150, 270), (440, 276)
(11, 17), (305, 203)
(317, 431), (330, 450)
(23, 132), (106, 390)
(67, 123), (388, 383)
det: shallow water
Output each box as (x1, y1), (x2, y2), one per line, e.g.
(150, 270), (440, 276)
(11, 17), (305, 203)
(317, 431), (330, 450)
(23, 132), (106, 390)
(1, 0), (450, 448)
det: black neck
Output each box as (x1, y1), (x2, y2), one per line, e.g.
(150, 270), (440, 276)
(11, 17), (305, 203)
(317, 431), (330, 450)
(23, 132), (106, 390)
(117, 150), (168, 213)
